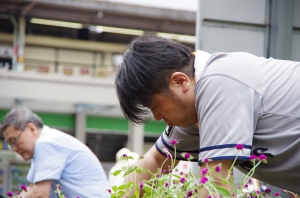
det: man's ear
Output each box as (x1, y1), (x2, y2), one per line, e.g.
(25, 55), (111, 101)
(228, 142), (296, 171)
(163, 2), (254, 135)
(27, 122), (39, 135)
(170, 72), (190, 92)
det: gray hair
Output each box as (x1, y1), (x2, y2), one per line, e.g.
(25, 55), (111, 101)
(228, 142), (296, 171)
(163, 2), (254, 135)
(0, 106), (44, 133)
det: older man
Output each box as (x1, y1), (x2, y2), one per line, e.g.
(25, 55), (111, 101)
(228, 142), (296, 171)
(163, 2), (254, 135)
(1, 107), (109, 198)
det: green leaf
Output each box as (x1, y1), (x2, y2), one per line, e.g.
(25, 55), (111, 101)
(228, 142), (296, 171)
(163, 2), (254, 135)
(112, 185), (117, 192)
(117, 184), (128, 190)
(112, 169), (123, 176)
(215, 185), (231, 197)
(134, 190), (139, 197)
(123, 167), (136, 177)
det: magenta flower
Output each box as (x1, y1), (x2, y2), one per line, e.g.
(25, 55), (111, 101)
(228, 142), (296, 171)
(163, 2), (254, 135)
(161, 169), (166, 173)
(139, 182), (144, 189)
(165, 182), (169, 187)
(180, 177), (185, 183)
(236, 144), (244, 150)
(207, 196), (212, 198)
(274, 192), (280, 197)
(203, 158), (209, 163)
(107, 189), (112, 193)
(215, 165), (221, 172)
(199, 177), (208, 184)
(122, 154), (127, 157)
(20, 184), (27, 191)
(184, 152), (191, 159)
(258, 154), (267, 163)
(264, 188), (271, 194)
(7, 192), (13, 197)
(282, 189), (286, 193)
(248, 178), (252, 183)
(232, 194), (235, 197)
(167, 154), (172, 159)
(170, 139), (178, 145)
(180, 172), (183, 175)
(256, 190), (261, 194)
(202, 168), (208, 175)
(244, 184), (248, 188)
(156, 174), (161, 178)
(187, 191), (193, 197)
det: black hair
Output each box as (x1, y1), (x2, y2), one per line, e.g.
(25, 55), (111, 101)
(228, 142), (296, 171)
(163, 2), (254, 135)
(115, 35), (195, 124)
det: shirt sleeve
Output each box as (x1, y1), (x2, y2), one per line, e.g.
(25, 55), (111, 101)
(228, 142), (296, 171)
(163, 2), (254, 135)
(31, 140), (67, 183)
(196, 75), (262, 164)
(155, 125), (200, 162)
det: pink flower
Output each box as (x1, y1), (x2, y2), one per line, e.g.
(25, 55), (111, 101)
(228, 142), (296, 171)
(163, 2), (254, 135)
(236, 144), (244, 150)
(20, 184), (27, 191)
(215, 165), (221, 172)
(202, 168), (208, 175)
(250, 154), (257, 162)
(187, 191), (193, 197)
(274, 192), (280, 197)
(122, 154), (127, 157)
(107, 189), (112, 193)
(167, 154), (172, 159)
(184, 152), (191, 159)
(258, 154), (267, 163)
(203, 158), (209, 163)
(264, 188), (271, 194)
(7, 192), (13, 197)
(165, 182), (169, 187)
(139, 182), (144, 189)
(170, 140), (178, 145)
(199, 177), (208, 184)
(180, 177), (185, 183)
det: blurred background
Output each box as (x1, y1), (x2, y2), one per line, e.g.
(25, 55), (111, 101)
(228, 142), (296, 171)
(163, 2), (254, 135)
(0, 0), (299, 196)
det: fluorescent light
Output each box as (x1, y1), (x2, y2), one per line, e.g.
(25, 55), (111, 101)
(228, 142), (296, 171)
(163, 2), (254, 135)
(94, 26), (144, 36)
(156, 32), (196, 43)
(30, 18), (83, 29)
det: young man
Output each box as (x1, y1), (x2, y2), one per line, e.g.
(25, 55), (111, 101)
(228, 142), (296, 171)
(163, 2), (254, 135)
(115, 35), (300, 194)
(0, 107), (110, 198)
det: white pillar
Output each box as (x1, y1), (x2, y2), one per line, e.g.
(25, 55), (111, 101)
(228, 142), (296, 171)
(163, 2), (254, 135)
(75, 111), (86, 144)
(128, 123), (144, 156)
(17, 17), (25, 72)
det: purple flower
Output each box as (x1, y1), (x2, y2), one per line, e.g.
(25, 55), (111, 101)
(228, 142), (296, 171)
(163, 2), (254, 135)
(203, 158), (209, 163)
(167, 154), (172, 159)
(202, 168), (208, 175)
(161, 169), (166, 173)
(244, 184), (248, 188)
(199, 177), (208, 184)
(236, 144), (244, 150)
(215, 165), (221, 172)
(107, 189), (112, 193)
(170, 139), (178, 145)
(184, 152), (191, 159)
(258, 154), (267, 163)
(207, 196), (212, 198)
(139, 182), (144, 189)
(156, 174), (161, 178)
(248, 178), (252, 183)
(274, 192), (280, 197)
(282, 189), (286, 193)
(165, 182), (169, 187)
(256, 190), (261, 194)
(20, 184), (27, 191)
(180, 172), (183, 175)
(264, 188), (271, 194)
(250, 154), (257, 161)
(232, 194), (235, 197)
(187, 191), (193, 197)
(180, 177), (186, 183)
(7, 192), (13, 197)
(122, 154), (127, 157)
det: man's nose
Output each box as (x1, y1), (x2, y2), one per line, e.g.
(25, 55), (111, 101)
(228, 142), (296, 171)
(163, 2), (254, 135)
(152, 110), (163, 121)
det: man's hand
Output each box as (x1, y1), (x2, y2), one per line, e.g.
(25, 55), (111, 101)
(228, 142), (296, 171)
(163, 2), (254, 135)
(20, 180), (51, 198)
(198, 159), (234, 197)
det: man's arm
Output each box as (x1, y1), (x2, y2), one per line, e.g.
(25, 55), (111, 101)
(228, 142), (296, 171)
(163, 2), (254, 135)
(20, 180), (51, 198)
(199, 159), (233, 197)
(124, 145), (179, 196)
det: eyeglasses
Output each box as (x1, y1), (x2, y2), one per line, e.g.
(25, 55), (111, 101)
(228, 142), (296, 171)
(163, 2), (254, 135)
(7, 124), (27, 149)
